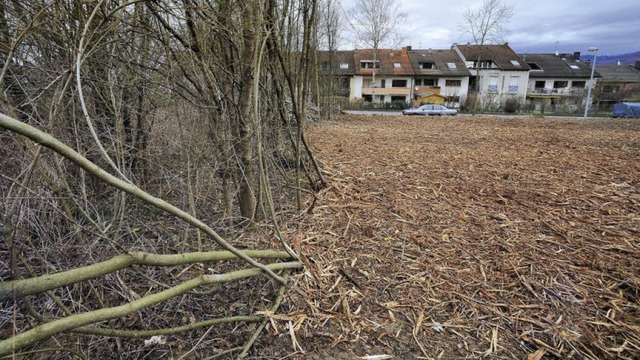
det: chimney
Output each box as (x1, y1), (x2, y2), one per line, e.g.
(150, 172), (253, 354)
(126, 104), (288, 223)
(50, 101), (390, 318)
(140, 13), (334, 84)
(573, 51), (581, 60)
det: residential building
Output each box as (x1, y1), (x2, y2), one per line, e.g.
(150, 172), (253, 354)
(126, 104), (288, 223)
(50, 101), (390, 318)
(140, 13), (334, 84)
(317, 50), (356, 98)
(452, 43), (530, 108)
(349, 48), (415, 104)
(595, 60), (640, 106)
(520, 52), (597, 111)
(406, 47), (471, 108)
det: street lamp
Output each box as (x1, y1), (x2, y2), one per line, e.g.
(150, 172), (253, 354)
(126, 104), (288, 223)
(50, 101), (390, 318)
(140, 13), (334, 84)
(583, 47), (598, 118)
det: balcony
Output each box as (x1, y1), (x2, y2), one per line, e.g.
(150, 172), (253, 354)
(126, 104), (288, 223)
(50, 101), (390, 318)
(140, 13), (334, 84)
(528, 88), (586, 97)
(361, 87), (411, 96)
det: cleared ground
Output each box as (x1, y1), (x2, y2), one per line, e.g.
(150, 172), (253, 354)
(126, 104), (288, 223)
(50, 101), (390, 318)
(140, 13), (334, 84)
(258, 114), (640, 359)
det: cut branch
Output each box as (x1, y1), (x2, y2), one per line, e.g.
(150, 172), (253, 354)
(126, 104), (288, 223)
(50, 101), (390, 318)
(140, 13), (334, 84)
(0, 113), (287, 284)
(0, 249), (292, 301)
(0, 261), (302, 356)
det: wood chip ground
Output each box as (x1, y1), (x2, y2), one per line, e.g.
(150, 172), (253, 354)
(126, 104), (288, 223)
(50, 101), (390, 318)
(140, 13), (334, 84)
(255, 114), (640, 359)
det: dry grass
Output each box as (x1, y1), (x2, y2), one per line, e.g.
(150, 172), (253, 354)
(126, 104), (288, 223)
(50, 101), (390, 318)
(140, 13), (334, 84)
(255, 114), (640, 359)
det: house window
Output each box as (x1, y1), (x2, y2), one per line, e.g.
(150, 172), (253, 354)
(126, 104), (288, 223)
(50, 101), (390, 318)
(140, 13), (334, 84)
(393, 62), (401, 68)
(321, 61), (330, 71)
(416, 78), (438, 86)
(363, 94), (373, 102)
(488, 76), (498, 93)
(391, 79), (407, 88)
(553, 81), (568, 89)
(420, 62), (436, 69)
(447, 62), (457, 69)
(534, 80), (546, 89)
(508, 77), (518, 92)
(572, 81), (586, 88)
(360, 60), (379, 69)
(474, 60), (494, 68)
(340, 63), (349, 69)
(445, 79), (461, 87)
(391, 96), (406, 102)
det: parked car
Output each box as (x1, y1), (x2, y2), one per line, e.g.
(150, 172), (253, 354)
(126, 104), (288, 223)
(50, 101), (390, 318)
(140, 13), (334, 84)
(402, 104), (457, 116)
(612, 102), (640, 118)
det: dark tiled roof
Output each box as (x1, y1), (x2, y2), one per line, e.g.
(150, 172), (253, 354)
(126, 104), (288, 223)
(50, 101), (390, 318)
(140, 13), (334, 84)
(317, 50), (356, 75)
(455, 44), (530, 71)
(407, 49), (471, 77)
(353, 49), (415, 76)
(596, 65), (640, 83)
(521, 53), (595, 78)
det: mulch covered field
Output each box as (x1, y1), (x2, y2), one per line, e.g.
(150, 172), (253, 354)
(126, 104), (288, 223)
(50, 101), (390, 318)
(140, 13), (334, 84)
(257, 114), (640, 359)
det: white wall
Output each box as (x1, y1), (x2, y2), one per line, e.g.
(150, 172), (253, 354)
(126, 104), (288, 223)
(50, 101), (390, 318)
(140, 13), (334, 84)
(478, 69), (529, 103)
(350, 76), (363, 100)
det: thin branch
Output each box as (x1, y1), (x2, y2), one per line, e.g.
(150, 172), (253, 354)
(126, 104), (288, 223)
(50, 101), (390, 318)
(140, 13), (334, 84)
(0, 261), (302, 356)
(73, 316), (262, 338)
(1, 249), (293, 301)
(0, 112), (288, 285)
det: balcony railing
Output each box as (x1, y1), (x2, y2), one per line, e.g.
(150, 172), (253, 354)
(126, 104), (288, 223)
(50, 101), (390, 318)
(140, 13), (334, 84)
(529, 88), (586, 96)
(361, 87), (411, 95)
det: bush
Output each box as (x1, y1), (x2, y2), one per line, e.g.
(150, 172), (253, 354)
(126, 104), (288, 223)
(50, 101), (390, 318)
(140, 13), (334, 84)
(504, 98), (520, 113)
(361, 100), (410, 110)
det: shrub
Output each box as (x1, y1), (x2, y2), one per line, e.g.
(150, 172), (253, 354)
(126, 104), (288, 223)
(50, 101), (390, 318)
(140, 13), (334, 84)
(504, 98), (520, 113)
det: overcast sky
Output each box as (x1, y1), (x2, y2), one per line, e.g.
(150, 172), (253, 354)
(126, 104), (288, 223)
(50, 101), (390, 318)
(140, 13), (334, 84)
(339, 0), (640, 56)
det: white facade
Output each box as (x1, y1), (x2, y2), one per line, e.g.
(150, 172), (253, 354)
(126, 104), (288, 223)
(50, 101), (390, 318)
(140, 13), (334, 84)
(350, 75), (414, 103)
(475, 69), (529, 106)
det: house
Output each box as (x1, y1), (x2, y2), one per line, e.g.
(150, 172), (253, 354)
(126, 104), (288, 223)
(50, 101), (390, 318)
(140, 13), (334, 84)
(519, 52), (598, 112)
(452, 43), (530, 108)
(349, 48), (415, 104)
(317, 50), (356, 98)
(406, 47), (471, 108)
(595, 60), (640, 106)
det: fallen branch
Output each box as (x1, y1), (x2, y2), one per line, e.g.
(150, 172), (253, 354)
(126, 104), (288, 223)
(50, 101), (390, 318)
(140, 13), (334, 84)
(0, 261), (302, 356)
(0, 249), (291, 301)
(0, 112), (286, 284)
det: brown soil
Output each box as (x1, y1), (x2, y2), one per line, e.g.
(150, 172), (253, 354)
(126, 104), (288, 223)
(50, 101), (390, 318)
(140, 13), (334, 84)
(255, 114), (640, 359)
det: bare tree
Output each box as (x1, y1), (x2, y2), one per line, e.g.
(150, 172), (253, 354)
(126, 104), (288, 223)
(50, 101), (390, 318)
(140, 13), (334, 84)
(460, 0), (514, 113)
(347, 0), (406, 94)
(0, 0), (322, 357)
(318, 0), (342, 52)
(314, 0), (343, 119)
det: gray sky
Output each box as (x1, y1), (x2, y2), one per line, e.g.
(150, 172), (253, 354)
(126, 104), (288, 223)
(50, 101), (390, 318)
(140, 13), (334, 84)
(339, 0), (640, 56)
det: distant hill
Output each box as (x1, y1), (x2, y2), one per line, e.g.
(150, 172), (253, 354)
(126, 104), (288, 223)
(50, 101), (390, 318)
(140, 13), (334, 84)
(582, 51), (640, 65)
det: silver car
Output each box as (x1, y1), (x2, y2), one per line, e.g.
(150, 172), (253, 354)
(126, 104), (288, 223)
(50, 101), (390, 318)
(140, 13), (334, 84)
(402, 104), (457, 116)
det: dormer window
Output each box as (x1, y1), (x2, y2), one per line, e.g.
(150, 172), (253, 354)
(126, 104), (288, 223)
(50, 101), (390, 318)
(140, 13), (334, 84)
(360, 60), (379, 69)
(528, 62), (542, 70)
(420, 62), (436, 69)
